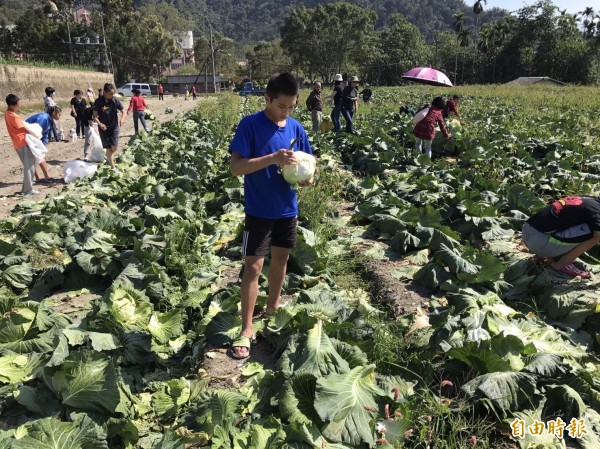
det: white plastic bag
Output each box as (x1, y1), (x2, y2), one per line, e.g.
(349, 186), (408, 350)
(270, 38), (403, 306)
(412, 107), (429, 125)
(25, 134), (48, 165)
(89, 127), (106, 163)
(63, 160), (98, 184)
(23, 122), (43, 140)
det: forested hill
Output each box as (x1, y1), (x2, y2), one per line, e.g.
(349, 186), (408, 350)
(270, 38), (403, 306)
(2, 0), (503, 44)
(136, 0), (503, 43)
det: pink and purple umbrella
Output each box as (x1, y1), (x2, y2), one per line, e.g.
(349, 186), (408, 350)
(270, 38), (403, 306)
(402, 67), (453, 87)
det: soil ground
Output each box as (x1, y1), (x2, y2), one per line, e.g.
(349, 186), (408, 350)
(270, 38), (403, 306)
(336, 201), (431, 318)
(0, 95), (205, 219)
(361, 256), (431, 316)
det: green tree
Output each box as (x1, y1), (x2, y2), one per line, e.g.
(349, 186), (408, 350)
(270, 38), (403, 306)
(490, 0), (593, 83)
(477, 18), (512, 82)
(194, 32), (237, 79)
(176, 65), (197, 75)
(472, 0), (487, 44)
(0, 0), (35, 24)
(362, 14), (430, 85)
(281, 2), (377, 82)
(0, 20), (14, 57)
(99, 0), (132, 17)
(137, 3), (194, 35)
(103, 11), (177, 83)
(244, 40), (291, 84)
(452, 12), (471, 84)
(12, 8), (62, 62)
(577, 7), (596, 40)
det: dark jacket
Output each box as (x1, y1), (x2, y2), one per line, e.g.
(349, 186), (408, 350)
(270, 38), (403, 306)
(341, 86), (358, 109)
(306, 89), (323, 111)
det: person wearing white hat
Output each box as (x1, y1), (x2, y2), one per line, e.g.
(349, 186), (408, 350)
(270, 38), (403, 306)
(341, 76), (359, 133)
(86, 87), (95, 104)
(327, 74), (344, 132)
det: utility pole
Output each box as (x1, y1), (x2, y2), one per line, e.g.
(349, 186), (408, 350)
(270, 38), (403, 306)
(205, 58), (208, 93)
(100, 13), (111, 73)
(208, 22), (217, 93)
(49, 6), (74, 65)
(66, 16), (73, 65)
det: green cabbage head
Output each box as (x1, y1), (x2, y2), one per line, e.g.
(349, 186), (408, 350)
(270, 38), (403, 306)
(282, 151), (316, 186)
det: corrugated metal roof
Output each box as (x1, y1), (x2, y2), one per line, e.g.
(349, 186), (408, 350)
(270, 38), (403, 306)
(505, 77), (566, 86)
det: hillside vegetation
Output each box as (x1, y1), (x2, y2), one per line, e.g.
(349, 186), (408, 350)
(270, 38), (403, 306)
(1, 0), (502, 43)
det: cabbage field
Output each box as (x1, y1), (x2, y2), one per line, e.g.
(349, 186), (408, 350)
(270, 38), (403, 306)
(1, 86), (600, 449)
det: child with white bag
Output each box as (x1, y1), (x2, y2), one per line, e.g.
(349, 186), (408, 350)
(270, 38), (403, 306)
(25, 107), (62, 183)
(5, 94), (42, 195)
(83, 107), (105, 162)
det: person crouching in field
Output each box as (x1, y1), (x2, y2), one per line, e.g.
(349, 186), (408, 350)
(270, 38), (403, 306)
(413, 96), (451, 158)
(25, 106), (62, 183)
(228, 72), (314, 359)
(443, 95), (460, 119)
(93, 83), (125, 169)
(522, 195), (600, 279)
(4, 94), (42, 195)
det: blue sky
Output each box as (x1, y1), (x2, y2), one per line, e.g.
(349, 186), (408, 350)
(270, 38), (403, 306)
(484, 0), (594, 15)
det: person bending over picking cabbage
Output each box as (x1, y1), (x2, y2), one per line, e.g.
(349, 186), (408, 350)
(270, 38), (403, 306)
(522, 195), (600, 279)
(228, 72), (315, 359)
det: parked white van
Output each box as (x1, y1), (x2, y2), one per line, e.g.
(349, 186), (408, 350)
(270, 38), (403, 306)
(117, 83), (151, 97)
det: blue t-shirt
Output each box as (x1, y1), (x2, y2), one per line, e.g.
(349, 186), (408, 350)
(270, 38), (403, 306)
(25, 112), (52, 145)
(229, 110), (312, 219)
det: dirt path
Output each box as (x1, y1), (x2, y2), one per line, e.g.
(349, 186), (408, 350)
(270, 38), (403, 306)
(0, 95), (205, 218)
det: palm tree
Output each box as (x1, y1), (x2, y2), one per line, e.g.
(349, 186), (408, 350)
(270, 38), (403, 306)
(577, 7), (596, 39)
(478, 18), (510, 82)
(453, 12), (467, 35)
(473, 0), (487, 45)
(452, 13), (465, 84)
(452, 13), (471, 84)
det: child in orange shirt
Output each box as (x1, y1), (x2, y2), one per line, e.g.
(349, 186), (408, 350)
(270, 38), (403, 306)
(4, 94), (39, 195)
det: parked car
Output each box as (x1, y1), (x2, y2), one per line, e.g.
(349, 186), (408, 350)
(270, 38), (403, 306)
(238, 81), (265, 96)
(117, 83), (152, 97)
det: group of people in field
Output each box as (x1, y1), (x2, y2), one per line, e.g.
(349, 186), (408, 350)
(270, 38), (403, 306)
(4, 70), (597, 366)
(4, 83), (152, 195)
(227, 72), (597, 360)
(402, 93), (596, 279)
(305, 74), (373, 134)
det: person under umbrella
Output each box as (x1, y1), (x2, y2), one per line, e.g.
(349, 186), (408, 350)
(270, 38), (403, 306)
(412, 96), (451, 158)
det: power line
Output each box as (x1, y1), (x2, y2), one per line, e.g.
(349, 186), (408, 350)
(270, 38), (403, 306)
(110, 52), (162, 69)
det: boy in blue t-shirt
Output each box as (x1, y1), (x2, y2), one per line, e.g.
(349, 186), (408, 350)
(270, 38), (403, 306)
(25, 106), (62, 183)
(229, 72), (314, 359)
(25, 107), (62, 145)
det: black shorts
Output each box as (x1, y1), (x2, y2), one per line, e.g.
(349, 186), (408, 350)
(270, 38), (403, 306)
(99, 127), (119, 149)
(242, 215), (297, 257)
